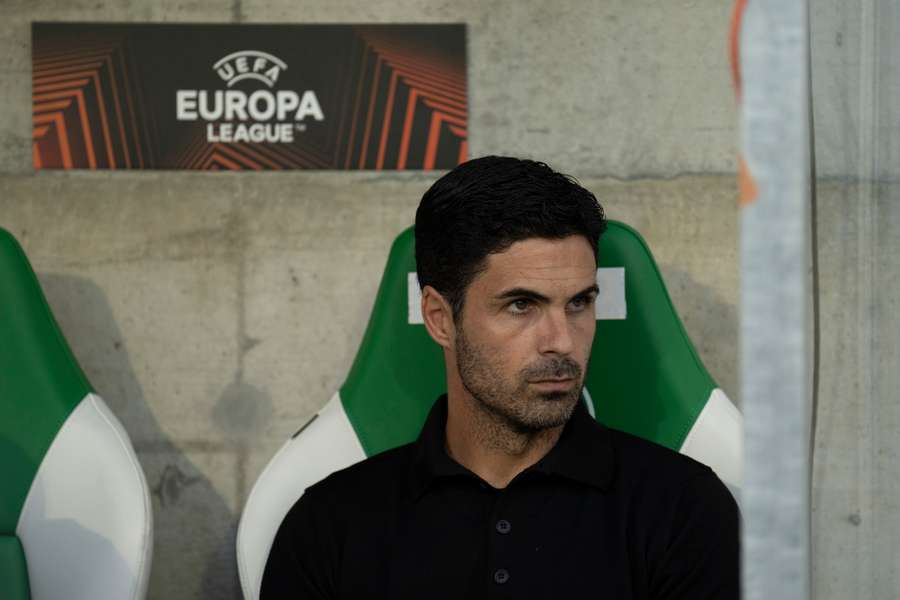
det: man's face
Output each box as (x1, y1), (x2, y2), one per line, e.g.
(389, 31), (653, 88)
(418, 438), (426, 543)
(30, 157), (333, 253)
(452, 235), (598, 432)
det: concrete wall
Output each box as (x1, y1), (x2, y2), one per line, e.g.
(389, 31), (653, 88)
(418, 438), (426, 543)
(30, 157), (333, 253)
(0, 1), (831, 598)
(811, 181), (900, 598)
(810, 0), (900, 596)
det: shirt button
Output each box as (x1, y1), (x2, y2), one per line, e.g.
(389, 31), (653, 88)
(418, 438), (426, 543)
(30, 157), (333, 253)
(493, 568), (510, 584)
(495, 519), (511, 534)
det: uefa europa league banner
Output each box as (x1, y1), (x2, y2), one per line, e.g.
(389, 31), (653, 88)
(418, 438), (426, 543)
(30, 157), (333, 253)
(32, 23), (467, 170)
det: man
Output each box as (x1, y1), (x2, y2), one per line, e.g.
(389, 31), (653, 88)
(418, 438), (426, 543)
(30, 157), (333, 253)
(262, 156), (740, 598)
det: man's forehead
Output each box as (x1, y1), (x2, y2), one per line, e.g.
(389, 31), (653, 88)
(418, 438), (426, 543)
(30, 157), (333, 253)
(479, 236), (597, 288)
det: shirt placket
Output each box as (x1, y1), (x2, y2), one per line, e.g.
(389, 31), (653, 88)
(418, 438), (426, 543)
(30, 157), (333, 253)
(485, 484), (517, 600)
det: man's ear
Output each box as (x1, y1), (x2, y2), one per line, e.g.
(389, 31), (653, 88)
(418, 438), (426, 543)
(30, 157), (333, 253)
(421, 285), (455, 349)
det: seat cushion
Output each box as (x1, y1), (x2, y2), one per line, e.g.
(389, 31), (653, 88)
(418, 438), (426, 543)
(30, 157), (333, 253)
(16, 394), (153, 600)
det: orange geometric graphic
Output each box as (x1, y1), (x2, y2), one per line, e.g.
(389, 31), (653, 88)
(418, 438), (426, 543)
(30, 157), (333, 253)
(32, 34), (148, 170)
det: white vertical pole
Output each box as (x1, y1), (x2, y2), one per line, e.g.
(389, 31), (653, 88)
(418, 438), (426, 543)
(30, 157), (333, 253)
(739, 1), (811, 599)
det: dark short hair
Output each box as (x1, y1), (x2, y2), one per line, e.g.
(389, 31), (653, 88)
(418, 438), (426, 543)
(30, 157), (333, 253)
(415, 155), (607, 319)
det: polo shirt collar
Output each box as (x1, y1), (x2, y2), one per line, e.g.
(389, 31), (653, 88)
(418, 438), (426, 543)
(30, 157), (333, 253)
(409, 394), (614, 501)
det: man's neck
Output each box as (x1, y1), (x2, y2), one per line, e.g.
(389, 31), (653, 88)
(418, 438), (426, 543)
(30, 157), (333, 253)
(444, 393), (563, 489)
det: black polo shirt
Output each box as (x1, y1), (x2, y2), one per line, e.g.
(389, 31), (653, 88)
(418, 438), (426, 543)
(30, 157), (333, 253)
(261, 395), (740, 599)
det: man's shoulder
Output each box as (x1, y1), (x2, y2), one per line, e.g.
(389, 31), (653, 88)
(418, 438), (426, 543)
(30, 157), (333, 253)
(303, 441), (415, 505)
(604, 424), (720, 488)
(601, 424), (739, 529)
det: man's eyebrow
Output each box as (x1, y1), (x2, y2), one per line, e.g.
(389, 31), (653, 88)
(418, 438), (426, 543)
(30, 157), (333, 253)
(494, 288), (551, 303)
(573, 284), (600, 299)
(494, 284), (600, 303)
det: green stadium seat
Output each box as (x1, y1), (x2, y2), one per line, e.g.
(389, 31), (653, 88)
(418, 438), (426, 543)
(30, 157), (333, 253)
(0, 228), (153, 600)
(237, 221), (743, 600)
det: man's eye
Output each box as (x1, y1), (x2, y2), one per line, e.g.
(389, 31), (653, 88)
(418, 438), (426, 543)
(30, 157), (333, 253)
(508, 299), (531, 314)
(568, 296), (595, 312)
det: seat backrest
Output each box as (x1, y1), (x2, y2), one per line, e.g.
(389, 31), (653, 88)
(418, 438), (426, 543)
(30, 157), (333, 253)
(237, 221), (742, 599)
(0, 228), (153, 600)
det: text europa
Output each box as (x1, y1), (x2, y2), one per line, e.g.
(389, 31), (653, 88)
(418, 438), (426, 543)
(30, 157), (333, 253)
(176, 90), (324, 122)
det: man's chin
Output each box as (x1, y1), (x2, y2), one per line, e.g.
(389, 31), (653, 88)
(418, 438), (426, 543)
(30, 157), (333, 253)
(512, 393), (580, 431)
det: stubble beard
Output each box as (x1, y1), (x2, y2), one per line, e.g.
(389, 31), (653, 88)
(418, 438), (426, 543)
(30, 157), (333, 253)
(454, 325), (584, 437)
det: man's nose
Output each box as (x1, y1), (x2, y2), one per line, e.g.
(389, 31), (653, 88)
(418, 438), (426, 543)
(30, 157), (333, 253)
(538, 308), (575, 355)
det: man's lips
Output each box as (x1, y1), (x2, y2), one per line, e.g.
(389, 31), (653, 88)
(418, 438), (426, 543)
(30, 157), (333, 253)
(528, 378), (576, 388)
